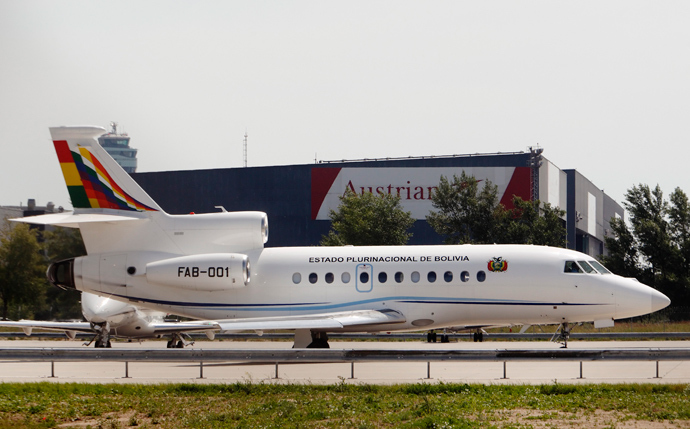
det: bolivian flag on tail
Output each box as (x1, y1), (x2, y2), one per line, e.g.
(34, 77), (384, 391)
(54, 140), (158, 211)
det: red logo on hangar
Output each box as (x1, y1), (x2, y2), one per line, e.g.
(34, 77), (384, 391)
(487, 257), (508, 272)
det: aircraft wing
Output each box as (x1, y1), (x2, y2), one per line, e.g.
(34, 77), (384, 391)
(215, 309), (406, 332)
(0, 320), (93, 338)
(148, 321), (220, 334)
(0, 319), (220, 339)
(448, 324), (506, 331)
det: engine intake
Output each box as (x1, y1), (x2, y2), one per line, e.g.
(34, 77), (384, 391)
(47, 258), (76, 290)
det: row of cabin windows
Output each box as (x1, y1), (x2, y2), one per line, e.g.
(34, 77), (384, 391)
(292, 270), (487, 285)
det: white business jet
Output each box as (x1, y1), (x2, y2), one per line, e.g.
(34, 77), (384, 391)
(15, 126), (670, 349)
(0, 292), (219, 348)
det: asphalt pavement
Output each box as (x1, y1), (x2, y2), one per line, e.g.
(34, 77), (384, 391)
(0, 339), (688, 384)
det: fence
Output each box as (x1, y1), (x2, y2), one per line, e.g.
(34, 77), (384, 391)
(1, 347), (688, 380)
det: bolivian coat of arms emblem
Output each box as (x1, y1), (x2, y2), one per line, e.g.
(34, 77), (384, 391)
(487, 257), (508, 272)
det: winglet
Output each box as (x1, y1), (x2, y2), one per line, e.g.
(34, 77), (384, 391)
(50, 126), (162, 212)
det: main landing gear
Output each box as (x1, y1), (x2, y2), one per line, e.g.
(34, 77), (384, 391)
(426, 330), (451, 343)
(293, 330), (330, 348)
(307, 331), (330, 348)
(85, 322), (112, 348)
(472, 329), (484, 343)
(166, 333), (194, 348)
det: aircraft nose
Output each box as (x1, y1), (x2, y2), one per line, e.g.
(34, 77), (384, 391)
(651, 289), (671, 313)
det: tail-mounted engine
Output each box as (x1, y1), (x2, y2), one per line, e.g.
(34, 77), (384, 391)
(48, 252), (251, 294)
(146, 253), (250, 291)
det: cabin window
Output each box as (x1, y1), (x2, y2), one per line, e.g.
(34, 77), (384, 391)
(378, 272), (387, 283)
(460, 271), (470, 282)
(292, 273), (301, 284)
(341, 272), (351, 283)
(578, 261), (597, 274)
(411, 271), (420, 283)
(360, 271), (370, 283)
(444, 271), (453, 282)
(325, 272), (334, 284)
(427, 271), (437, 283)
(395, 272), (404, 283)
(564, 261), (582, 273)
(309, 273), (318, 284)
(477, 271), (486, 282)
(588, 260), (611, 274)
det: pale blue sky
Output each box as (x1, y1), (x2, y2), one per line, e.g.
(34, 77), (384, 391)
(2, 1), (689, 210)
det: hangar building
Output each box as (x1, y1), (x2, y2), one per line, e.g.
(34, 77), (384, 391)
(131, 148), (622, 257)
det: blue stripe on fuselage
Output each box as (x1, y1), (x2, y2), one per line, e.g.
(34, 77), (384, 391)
(109, 294), (604, 312)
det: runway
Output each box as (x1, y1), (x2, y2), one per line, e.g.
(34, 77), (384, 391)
(0, 339), (688, 384)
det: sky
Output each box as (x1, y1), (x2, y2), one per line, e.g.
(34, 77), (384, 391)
(2, 1), (690, 211)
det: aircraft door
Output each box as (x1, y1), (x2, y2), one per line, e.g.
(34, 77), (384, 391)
(356, 263), (373, 293)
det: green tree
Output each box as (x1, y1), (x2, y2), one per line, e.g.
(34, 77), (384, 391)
(426, 173), (566, 246)
(43, 226), (86, 261)
(504, 197), (566, 247)
(667, 188), (690, 295)
(602, 184), (690, 318)
(600, 216), (641, 279)
(426, 172), (504, 244)
(321, 190), (414, 246)
(0, 221), (46, 320)
(624, 185), (673, 286)
(37, 227), (86, 320)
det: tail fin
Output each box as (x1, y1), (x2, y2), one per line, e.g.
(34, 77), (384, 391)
(50, 126), (162, 212)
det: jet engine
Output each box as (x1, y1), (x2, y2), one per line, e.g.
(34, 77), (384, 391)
(146, 253), (250, 291)
(48, 252), (251, 293)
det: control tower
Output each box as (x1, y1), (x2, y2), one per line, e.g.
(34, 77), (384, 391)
(97, 122), (138, 173)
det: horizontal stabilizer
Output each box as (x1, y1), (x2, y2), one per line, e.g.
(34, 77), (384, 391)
(11, 212), (146, 228)
(216, 309), (405, 332)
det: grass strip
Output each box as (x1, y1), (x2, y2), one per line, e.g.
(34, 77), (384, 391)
(0, 382), (688, 428)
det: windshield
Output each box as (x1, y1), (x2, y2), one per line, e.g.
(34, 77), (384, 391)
(577, 261), (597, 274)
(588, 260), (612, 274)
(564, 261), (582, 273)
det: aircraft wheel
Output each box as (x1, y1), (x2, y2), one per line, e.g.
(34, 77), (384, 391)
(306, 339), (330, 348)
(175, 341), (184, 348)
(472, 333), (477, 342)
(106, 341), (112, 348)
(441, 334), (449, 343)
(478, 332), (484, 342)
(166, 340), (173, 348)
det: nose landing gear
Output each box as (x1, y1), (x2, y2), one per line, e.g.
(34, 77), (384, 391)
(551, 322), (571, 348)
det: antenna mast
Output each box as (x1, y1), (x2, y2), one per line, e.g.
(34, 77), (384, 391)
(243, 130), (248, 168)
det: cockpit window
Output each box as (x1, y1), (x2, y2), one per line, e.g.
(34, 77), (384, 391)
(564, 261), (582, 273)
(577, 261), (597, 274)
(588, 260), (612, 274)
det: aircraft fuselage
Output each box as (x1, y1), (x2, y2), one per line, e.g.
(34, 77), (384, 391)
(65, 244), (662, 332)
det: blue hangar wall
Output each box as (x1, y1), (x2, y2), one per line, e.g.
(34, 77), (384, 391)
(131, 152), (535, 248)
